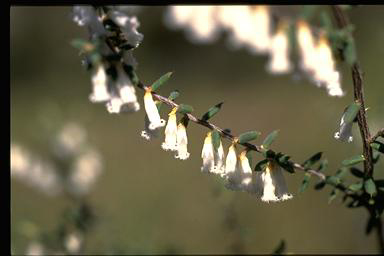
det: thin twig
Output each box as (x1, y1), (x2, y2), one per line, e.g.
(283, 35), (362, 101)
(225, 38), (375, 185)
(370, 128), (384, 144)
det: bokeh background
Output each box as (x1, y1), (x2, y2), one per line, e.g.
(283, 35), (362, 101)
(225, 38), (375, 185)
(11, 5), (384, 254)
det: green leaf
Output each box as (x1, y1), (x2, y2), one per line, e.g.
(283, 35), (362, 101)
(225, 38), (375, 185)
(254, 159), (268, 172)
(317, 159), (328, 172)
(211, 130), (221, 150)
(177, 104), (194, 114)
(302, 152), (322, 169)
(342, 155), (365, 166)
(348, 182), (363, 192)
(278, 160), (295, 174)
(168, 90), (180, 101)
(299, 173), (311, 193)
(151, 72), (173, 92)
(328, 189), (339, 204)
(238, 131), (261, 144)
(277, 153), (290, 164)
(349, 167), (364, 178)
(262, 130), (279, 150)
(343, 102), (361, 123)
(373, 151), (380, 164)
(326, 175), (341, 186)
(314, 181), (326, 190)
(335, 167), (348, 179)
(201, 102), (224, 121)
(370, 141), (384, 154)
(364, 178), (377, 197)
(344, 36), (357, 66)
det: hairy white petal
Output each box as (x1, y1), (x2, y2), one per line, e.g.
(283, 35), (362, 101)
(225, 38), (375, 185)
(175, 123), (190, 160)
(144, 90), (166, 130)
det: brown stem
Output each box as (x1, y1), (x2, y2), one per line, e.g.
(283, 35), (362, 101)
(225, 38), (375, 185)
(331, 6), (373, 178)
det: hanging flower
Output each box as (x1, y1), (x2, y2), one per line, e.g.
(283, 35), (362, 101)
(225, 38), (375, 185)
(89, 65), (111, 103)
(162, 107), (178, 151)
(175, 119), (190, 160)
(143, 88), (166, 130)
(247, 5), (271, 53)
(267, 24), (291, 74)
(141, 101), (162, 140)
(239, 150), (253, 189)
(260, 161), (292, 202)
(116, 67), (140, 112)
(211, 139), (225, 176)
(201, 131), (215, 173)
(334, 110), (354, 142)
(224, 143), (244, 191)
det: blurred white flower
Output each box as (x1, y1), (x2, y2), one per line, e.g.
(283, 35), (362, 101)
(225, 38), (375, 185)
(11, 143), (61, 196)
(25, 241), (45, 256)
(11, 143), (32, 178)
(109, 11), (144, 48)
(246, 6), (271, 54)
(267, 25), (292, 74)
(261, 161), (292, 202)
(64, 232), (83, 254)
(89, 65), (111, 103)
(69, 149), (102, 195)
(116, 67), (140, 112)
(201, 132), (215, 173)
(106, 95), (124, 114)
(175, 121), (190, 160)
(162, 107), (178, 151)
(54, 123), (87, 156)
(334, 110), (354, 143)
(297, 20), (317, 73)
(143, 89), (166, 130)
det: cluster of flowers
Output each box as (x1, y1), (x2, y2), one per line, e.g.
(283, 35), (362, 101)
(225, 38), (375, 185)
(141, 89), (292, 202)
(11, 123), (103, 197)
(165, 5), (344, 97)
(72, 6), (143, 114)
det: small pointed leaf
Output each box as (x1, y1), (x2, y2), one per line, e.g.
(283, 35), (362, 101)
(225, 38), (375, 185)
(370, 141), (384, 154)
(328, 189), (338, 204)
(254, 159), (268, 172)
(201, 102), (224, 121)
(349, 167), (364, 178)
(262, 130), (279, 150)
(314, 181), (326, 190)
(177, 104), (194, 114)
(238, 131), (261, 144)
(348, 182), (363, 192)
(342, 155), (365, 166)
(151, 72), (172, 92)
(302, 152), (322, 169)
(168, 90), (180, 101)
(364, 178), (377, 197)
(299, 173), (311, 193)
(317, 159), (328, 172)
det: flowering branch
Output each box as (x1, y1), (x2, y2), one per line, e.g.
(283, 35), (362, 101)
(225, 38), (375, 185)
(331, 5), (374, 178)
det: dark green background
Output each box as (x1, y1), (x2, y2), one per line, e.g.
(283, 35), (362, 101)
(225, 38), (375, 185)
(11, 6), (384, 254)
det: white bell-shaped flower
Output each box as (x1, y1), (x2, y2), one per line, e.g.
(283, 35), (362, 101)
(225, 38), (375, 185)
(224, 143), (244, 191)
(297, 20), (317, 73)
(239, 150), (253, 189)
(143, 89), (166, 130)
(201, 131), (215, 173)
(212, 140), (225, 176)
(175, 121), (190, 160)
(162, 107), (178, 151)
(261, 161), (292, 202)
(116, 68), (140, 112)
(334, 110), (354, 142)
